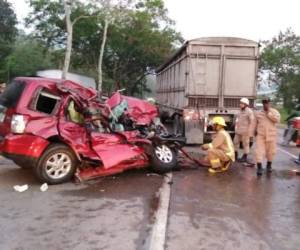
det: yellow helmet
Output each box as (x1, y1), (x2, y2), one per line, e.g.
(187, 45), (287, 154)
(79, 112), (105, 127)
(212, 116), (227, 127)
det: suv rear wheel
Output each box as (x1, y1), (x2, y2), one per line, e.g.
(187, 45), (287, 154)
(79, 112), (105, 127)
(34, 144), (78, 184)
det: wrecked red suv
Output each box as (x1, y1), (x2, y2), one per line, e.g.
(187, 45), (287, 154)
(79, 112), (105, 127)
(0, 77), (184, 184)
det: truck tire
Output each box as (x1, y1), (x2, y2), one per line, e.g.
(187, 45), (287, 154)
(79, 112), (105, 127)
(150, 144), (177, 174)
(34, 144), (78, 185)
(204, 133), (212, 144)
(173, 114), (184, 136)
(160, 111), (170, 124)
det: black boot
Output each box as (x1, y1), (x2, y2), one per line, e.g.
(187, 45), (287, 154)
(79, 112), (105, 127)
(266, 161), (272, 173)
(257, 163), (263, 176)
(238, 154), (248, 163)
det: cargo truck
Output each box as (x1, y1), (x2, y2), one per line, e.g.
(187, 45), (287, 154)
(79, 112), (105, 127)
(156, 37), (259, 144)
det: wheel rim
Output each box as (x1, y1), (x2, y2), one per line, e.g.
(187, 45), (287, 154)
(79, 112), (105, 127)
(155, 145), (173, 163)
(45, 153), (72, 180)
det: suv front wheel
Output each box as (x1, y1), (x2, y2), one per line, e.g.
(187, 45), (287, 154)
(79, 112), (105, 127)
(34, 144), (78, 184)
(150, 144), (177, 173)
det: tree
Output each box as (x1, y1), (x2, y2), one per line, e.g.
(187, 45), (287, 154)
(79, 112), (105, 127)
(27, 0), (95, 79)
(62, 0), (72, 79)
(4, 35), (54, 79)
(103, 0), (182, 95)
(90, 0), (134, 91)
(0, 0), (17, 81)
(62, 0), (100, 79)
(26, 0), (182, 95)
(260, 29), (300, 109)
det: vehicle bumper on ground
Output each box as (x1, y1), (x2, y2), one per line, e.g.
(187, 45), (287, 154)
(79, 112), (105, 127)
(0, 134), (49, 161)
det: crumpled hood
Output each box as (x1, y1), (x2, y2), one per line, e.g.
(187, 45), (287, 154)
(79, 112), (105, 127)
(106, 92), (158, 125)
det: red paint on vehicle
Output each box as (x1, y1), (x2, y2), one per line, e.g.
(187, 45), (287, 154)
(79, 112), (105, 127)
(0, 77), (183, 182)
(77, 158), (148, 181)
(1, 134), (49, 158)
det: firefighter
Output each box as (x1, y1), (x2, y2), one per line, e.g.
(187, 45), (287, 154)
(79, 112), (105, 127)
(234, 98), (255, 163)
(254, 98), (281, 176)
(201, 116), (235, 173)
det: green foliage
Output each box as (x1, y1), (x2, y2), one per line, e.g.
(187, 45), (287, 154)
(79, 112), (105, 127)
(260, 29), (300, 110)
(4, 36), (55, 79)
(26, 0), (183, 95)
(278, 107), (289, 123)
(0, 0), (18, 81)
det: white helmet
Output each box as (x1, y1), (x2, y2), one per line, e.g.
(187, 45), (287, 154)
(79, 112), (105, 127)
(240, 98), (249, 106)
(147, 97), (156, 105)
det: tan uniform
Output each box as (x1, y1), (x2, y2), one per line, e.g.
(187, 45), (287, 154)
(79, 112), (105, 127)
(205, 129), (235, 168)
(254, 108), (281, 162)
(234, 107), (255, 154)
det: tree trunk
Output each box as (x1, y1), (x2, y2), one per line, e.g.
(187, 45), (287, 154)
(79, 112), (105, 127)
(62, 1), (73, 80)
(97, 19), (109, 92)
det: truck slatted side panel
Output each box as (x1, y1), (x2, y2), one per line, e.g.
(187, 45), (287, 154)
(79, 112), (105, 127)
(224, 98), (255, 108)
(188, 97), (219, 108)
(156, 37), (259, 144)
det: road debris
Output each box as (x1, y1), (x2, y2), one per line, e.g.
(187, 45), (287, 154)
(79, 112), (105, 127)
(13, 185), (29, 192)
(40, 183), (48, 192)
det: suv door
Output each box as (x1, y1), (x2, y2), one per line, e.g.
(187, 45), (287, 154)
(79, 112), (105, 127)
(90, 131), (143, 169)
(58, 97), (93, 158)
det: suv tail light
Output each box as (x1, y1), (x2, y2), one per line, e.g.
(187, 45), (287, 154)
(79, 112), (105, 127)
(11, 115), (29, 134)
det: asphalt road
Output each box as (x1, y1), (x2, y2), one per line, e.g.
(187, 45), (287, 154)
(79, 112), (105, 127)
(0, 139), (299, 250)
(0, 162), (164, 250)
(167, 145), (300, 250)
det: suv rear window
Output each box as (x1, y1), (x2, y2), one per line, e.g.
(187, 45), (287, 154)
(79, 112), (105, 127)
(0, 80), (26, 108)
(32, 90), (61, 115)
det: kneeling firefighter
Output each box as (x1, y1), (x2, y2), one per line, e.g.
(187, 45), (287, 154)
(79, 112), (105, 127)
(201, 117), (235, 173)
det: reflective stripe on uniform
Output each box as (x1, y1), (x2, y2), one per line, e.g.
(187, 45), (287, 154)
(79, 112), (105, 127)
(210, 158), (221, 169)
(220, 130), (235, 161)
(210, 159), (221, 164)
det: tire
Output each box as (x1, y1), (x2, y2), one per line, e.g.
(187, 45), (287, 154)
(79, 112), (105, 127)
(34, 144), (78, 185)
(173, 114), (184, 136)
(150, 144), (177, 174)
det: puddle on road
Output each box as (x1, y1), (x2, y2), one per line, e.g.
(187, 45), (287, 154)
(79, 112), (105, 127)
(58, 168), (164, 250)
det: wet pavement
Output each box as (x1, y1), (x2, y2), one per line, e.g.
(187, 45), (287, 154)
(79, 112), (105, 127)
(0, 160), (163, 250)
(167, 145), (300, 250)
(0, 140), (299, 250)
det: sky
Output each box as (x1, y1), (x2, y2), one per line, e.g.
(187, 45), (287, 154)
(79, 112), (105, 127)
(8, 0), (300, 42)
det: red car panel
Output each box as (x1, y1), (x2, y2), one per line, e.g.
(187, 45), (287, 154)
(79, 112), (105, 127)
(0, 77), (181, 183)
(1, 134), (49, 158)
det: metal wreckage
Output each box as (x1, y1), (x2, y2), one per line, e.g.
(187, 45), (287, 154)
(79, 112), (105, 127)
(0, 77), (185, 184)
